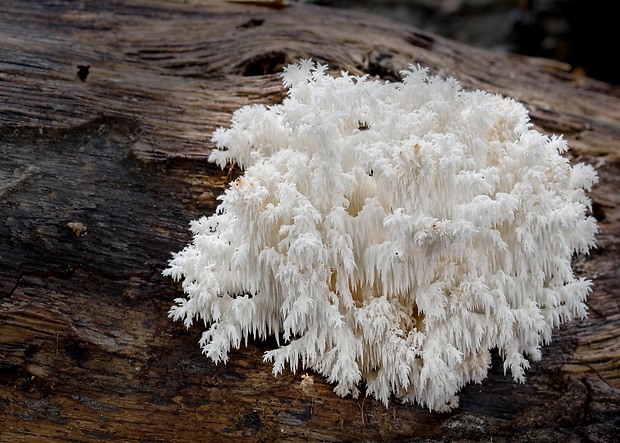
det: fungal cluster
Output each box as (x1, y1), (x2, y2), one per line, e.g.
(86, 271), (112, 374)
(165, 60), (597, 411)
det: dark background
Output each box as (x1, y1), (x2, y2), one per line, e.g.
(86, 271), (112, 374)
(309, 0), (618, 85)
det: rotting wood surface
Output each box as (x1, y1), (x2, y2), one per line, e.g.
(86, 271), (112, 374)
(1, 1), (619, 442)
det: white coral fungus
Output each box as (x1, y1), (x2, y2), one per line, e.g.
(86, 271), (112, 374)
(165, 60), (598, 411)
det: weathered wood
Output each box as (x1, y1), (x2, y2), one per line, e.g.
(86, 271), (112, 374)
(1, 1), (619, 441)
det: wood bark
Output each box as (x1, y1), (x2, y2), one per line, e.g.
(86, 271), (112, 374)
(1, 1), (619, 441)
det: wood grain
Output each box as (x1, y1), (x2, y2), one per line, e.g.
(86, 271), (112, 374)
(1, 1), (619, 441)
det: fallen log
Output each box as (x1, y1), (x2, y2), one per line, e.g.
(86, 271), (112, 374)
(1, 1), (619, 441)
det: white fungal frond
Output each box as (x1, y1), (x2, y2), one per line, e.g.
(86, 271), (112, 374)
(165, 60), (598, 412)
